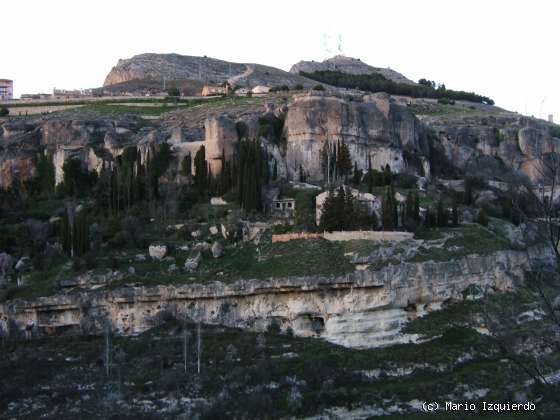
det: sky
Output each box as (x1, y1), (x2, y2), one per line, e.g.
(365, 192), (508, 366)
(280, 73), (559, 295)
(3, 0), (559, 121)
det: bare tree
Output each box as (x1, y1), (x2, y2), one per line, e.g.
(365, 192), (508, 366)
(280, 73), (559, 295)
(197, 322), (202, 375)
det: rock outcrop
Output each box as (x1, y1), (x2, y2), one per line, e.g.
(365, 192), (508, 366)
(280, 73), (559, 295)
(204, 115), (238, 175)
(284, 92), (429, 181)
(421, 113), (560, 182)
(0, 249), (538, 348)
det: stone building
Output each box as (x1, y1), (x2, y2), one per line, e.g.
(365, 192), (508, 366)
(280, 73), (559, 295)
(201, 85), (229, 97)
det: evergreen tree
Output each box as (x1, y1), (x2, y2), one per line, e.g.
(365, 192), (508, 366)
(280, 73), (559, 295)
(413, 191), (420, 221)
(336, 140), (352, 180)
(382, 186), (397, 230)
(464, 177), (473, 205)
(405, 191), (415, 224)
(237, 139), (264, 212)
(194, 146), (208, 196)
(477, 208), (489, 226)
(383, 164), (392, 186)
(451, 201), (459, 226)
(424, 207), (437, 228)
(436, 200), (448, 227)
(351, 162), (362, 185)
(36, 152), (55, 196)
(319, 186), (338, 232)
(272, 160), (278, 181)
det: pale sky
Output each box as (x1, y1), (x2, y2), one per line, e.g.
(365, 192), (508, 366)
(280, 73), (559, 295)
(3, 0), (559, 121)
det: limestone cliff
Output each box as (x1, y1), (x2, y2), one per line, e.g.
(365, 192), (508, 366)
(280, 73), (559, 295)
(0, 249), (536, 348)
(284, 92), (429, 181)
(420, 113), (560, 182)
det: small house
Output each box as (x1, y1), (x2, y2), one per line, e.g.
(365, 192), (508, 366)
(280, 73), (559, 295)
(271, 198), (296, 220)
(202, 85), (228, 97)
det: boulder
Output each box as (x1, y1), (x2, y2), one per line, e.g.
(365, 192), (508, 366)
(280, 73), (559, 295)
(135, 254), (146, 262)
(168, 264), (178, 273)
(15, 257), (31, 272)
(475, 190), (498, 208)
(193, 242), (211, 252)
(184, 252), (202, 272)
(211, 241), (225, 258)
(210, 197), (228, 206)
(209, 225), (219, 235)
(148, 245), (167, 260)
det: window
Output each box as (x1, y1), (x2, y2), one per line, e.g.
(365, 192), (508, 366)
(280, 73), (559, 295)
(287, 202), (293, 209)
(276, 202), (281, 209)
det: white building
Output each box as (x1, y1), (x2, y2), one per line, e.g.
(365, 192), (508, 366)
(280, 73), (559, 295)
(0, 79), (13, 100)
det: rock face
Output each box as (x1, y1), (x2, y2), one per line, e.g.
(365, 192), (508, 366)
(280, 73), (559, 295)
(290, 55), (417, 85)
(204, 116), (238, 175)
(103, 53), (314, 89)
(284, 92), (428, 181)
(0, 249), (539, 348)
(421, 114), (560, 183)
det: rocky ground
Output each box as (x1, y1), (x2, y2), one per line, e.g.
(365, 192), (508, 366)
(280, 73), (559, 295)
(1, 284), (559, 419)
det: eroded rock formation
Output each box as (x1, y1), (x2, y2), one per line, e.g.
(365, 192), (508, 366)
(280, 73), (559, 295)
(0, 249), (538, 348)
(284, 92), (429, 181)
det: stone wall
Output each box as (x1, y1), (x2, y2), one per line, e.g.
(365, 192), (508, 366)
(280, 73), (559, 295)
(271, 231), (413, 243)
(0, 250), (533, 348)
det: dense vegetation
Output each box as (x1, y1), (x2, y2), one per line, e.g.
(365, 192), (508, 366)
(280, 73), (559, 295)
(300, 70), (494, 105)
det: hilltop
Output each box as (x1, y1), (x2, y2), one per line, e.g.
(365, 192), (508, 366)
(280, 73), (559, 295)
(290, 54), (417, 85)
(103, 53), (314, 89)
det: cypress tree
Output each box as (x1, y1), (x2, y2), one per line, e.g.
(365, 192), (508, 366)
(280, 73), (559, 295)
(436, 200), (448, 227)
(382, 186), (396, 230)
(477, 208), (489, 226)
(352, 162), (362, 185)
(333, 186), (346, 230)
(405, 191), (415, 224)
(451, 201), (459, 226)
(464, 177), (473, 205)
(319, 186), (338, 232)
(194, 146), (208, 196)
(413, 191), (420, 221)
(383, 164), (392, 186)
(336, 141), (352, 180)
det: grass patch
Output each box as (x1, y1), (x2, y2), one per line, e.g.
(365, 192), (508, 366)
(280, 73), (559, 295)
(411, 224), (513, 263)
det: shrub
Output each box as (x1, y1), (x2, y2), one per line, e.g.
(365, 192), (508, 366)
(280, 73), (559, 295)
(301, 70), (494, 104)
(0, 107), (8, 117)
(437, 97), (455, 105)
(294, 84), (304, 90)
(312, 84), (325, 91)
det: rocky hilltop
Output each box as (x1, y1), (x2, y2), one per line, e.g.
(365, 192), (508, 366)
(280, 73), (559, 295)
(103, 53), (314, 89)
(290, 55), (417, 85)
